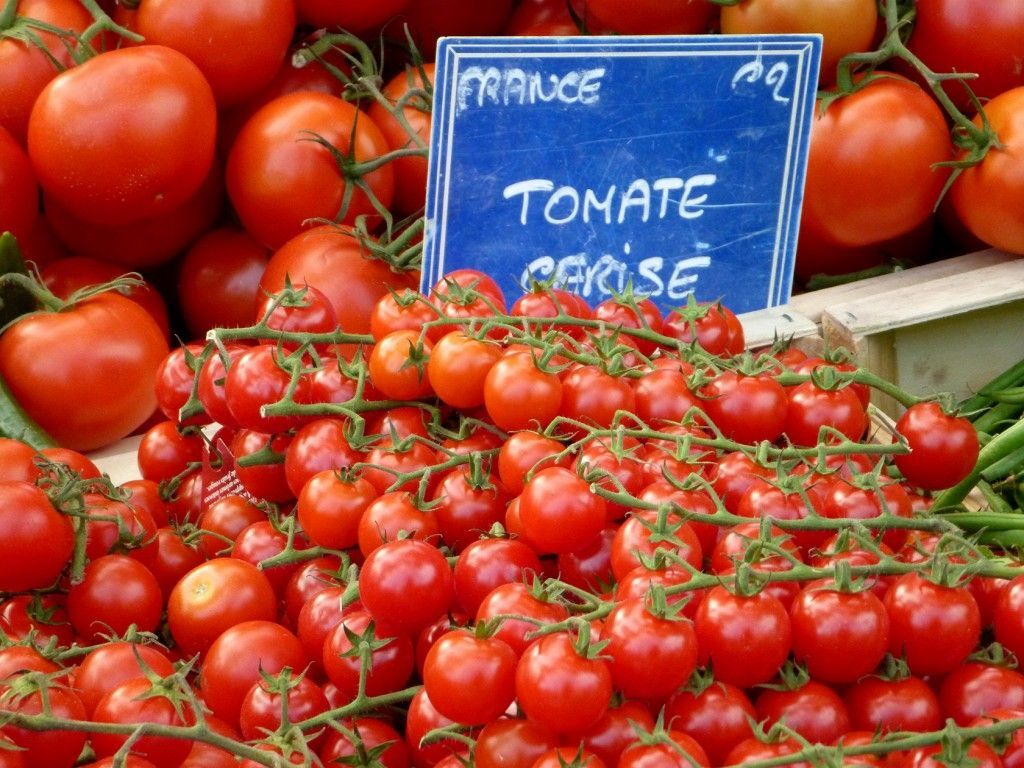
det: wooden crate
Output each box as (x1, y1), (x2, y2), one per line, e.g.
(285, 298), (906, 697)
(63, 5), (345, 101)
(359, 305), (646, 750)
(807, 250), (1024, 417)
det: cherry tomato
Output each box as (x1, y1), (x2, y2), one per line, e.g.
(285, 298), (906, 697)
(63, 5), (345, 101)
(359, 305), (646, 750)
(0, 481), (73, 592)
(515, 632), (613, 734)
(423, 630), (518, 725)
(894, 401), (979, 490)
(359, 538), (453, 636)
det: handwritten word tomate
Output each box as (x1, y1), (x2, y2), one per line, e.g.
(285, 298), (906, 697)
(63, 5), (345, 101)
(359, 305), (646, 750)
(456, 66), (606, 111)
(503, 175), (718, 226)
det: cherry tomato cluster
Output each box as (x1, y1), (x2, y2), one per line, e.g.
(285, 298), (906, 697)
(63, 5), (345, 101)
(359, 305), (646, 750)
(1, 268), (1023, 767)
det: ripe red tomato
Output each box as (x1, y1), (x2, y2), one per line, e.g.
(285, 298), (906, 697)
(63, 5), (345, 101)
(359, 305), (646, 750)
(484, 351), (563, 432)
(908, 0), (1024, 110)
(790, 580), (890, 685)
(800, 75), (952, 249)
(369, 329), (435, 400)
(518, 466), (607, 554)
(0, 481), (73, 592)
(885, 571), (981, 677)
(359, 538), (453, 636)
(238, 673), (329, 743)
(665, 682), (756, 766)
(515, 632), (613, 734)
(177, 226), (270, 339)
(694, 584), (792, 689)
(198, 619), (307, 727)
(28, 45), (216, 226)
(602, 597), (698, 701)
(41, 160), (224, 271)
(227, 93), (394, 249)
(137, 0), (295, 108)
(427, 330), (502, 409)
(367, 63), (433, 215)
(0, 678), (87, 768)
(720, 0), (876, 82)
(938, 662), (1024, 725)
(0, 0), (92, 145)
(754, 680), (851, 745)
(74, 641), (176, 716)
(0, 291), (169, 451)
(322, 609), (414, 698)
(67, 554), (163, 643)
(894, 402), (979, 490)
(574, 0), (716, 33)
(844, 675), (942, 733)
(950, 87), (1024, 253)
(167, 558), (278, 657)
(92, 677), (196, 768)
(475, 582), (569, 656)
(475, 718), (559, 768)
(452, 537), (543, 617)
(319, 717), (412, 768)
(700, 371), (788, 444)
(260, 225), (416, 335)
(784, 380), (867, 447)
(423, 630), (518, 724)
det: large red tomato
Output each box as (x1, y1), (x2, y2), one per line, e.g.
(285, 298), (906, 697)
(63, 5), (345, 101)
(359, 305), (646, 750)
(259, 225), (416, 335)
(0, 291), (168, 450)
(27, 45), (217, 226)
(136, 0), (296, 107)
(949, 87), (1024, 254)
(226, 92), (394, 249)
(908, 0), (1024, 110)
(720, 0), (876, 83)
(800, 75), (952, 248)
(0, 0), (92, 144)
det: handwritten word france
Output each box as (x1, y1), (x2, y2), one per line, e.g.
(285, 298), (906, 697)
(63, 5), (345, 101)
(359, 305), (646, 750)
(456, 66), (606, 111)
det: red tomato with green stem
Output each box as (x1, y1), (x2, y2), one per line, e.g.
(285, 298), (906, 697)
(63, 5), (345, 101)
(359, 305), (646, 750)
(227, 93), (394, 249)
(238, 671), (330, 744)
(285, 417), (363, 498)
(0, 0), (93, 145)
(297, 470), (377, 551)
(358, 538), (453, 636)
(700, 370), (788, 444)
(474, 718), (559, 768)
(0, 290), (168, 451)
(73, 641), (175, 717)
(427, 330), (502, 409)
(67, 554), (163, 643)
(430, 466), (510, 552)
(423, 630), (518, 725)
(518, 466), (607, 555)
(844, 674), (943, 733)
(452, 537), (543, 617)
(368, 329), (435, 401)
(260, 225), (416, 336)
(784, 380), (867, 447)
(28, 45), (216, 226)
(694, 584), (792, 689)
(199, 620), (308, 728)
(602, 597), (698, 701)
(0, 677), (87, 768)
(484, 351), (563, 432)
(884, 571), (981, 677)
(475, 582), (569, 656)
(356, 489), (440, 556)
(894, 401), (979, 490)
(754, 679), (851, 745)
(322, 609), (414, 699)
(318, 717), (412, 768)
(91, 677), (196, 768)
(515, 631), (613, 734)
(789, 580), (890, 685)
(800, 75), (952, 251)
(908, 0), (1024, 110)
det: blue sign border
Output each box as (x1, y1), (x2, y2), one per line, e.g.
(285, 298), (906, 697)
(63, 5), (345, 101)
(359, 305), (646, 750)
(422, 35), (821, 313)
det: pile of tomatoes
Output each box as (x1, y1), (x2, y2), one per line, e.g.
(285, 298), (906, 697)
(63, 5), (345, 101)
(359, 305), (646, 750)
(0, 269), (1023, 767)
(3, 0), (1024, 453)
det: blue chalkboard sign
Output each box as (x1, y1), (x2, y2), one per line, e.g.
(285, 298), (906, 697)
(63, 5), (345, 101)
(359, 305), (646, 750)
(420, 35), (822, 315)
